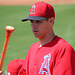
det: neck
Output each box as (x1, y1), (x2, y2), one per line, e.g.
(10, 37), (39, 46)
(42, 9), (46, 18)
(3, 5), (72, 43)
(39, 33), (55, 47)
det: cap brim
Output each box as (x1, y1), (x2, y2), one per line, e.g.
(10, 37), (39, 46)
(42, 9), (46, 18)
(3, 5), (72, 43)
(22, 16), (48, 22)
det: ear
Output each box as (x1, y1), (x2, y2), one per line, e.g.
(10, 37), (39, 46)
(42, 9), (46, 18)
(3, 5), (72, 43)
(49, 17), (55, 25)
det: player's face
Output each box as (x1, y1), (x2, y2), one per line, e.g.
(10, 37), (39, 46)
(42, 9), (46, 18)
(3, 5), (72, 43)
(30, 19), (53, 39)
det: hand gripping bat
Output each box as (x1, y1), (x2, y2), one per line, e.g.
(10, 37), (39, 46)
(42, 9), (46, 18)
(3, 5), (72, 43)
(0, 26), (15, 71)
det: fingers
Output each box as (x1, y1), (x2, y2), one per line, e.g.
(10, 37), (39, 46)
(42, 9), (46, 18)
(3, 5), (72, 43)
(0, 71), (4, 75)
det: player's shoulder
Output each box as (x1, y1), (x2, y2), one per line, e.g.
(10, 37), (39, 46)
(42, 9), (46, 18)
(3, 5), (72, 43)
(54, 36), (75, 58)
(56, 36), (74, 51)
(32, 41), (40, 46)
(29, 41), (40, 48)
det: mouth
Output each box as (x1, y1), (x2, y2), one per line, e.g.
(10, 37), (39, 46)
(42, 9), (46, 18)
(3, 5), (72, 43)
(33, 30), (38, 34)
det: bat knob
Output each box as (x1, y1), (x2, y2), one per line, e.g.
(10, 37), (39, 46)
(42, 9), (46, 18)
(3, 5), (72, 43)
(5, 26), (15, 32)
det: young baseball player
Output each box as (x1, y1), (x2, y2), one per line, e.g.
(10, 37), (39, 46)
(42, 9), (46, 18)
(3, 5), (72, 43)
(18, 2), (75, 75)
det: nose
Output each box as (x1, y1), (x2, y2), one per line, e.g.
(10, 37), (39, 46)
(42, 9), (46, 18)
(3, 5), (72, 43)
(31, 22), (37, 28)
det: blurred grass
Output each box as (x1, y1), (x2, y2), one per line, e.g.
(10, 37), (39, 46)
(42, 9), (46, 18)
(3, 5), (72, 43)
(0, 4), (75, 71)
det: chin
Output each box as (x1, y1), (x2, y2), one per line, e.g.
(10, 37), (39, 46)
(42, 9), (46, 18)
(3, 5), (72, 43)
(34, 34), (42, 39)
(34, 35), (40, 38)
(34, 36), (43, 39)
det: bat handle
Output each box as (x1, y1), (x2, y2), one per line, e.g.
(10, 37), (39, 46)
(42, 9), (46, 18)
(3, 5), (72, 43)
(0, 31), (13, 71)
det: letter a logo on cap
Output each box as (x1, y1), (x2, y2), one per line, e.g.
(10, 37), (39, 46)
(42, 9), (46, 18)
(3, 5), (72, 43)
(30, 5), (36, 14)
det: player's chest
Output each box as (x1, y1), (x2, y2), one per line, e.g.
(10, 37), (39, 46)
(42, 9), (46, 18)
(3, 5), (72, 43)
(29, 47), (55, 75)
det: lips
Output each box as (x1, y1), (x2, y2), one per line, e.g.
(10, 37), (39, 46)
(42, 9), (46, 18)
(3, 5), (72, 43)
(33, 29), (38, 34)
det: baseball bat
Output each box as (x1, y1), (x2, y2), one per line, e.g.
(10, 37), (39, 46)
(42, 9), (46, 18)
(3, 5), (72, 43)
(0, 26), (15, 71)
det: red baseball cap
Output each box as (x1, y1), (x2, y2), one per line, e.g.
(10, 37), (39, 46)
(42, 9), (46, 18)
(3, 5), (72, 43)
(22, 2), (55, 22)
(7, 59), (24, 75)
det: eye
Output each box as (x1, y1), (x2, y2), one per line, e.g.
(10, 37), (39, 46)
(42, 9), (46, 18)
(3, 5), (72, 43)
(36, 20), (40, 23)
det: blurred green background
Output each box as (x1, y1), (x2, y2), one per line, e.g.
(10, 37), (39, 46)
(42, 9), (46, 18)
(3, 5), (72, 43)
(0, 4), (75, 71)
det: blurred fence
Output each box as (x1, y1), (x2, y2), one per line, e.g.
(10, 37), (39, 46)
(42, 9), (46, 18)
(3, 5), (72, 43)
(0, 0), (75, 6)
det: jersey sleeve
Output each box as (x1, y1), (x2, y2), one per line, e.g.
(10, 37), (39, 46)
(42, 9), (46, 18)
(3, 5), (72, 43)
(18, 59), (26, 75)
(53, 45), (75, 75)
(18, 68), (26, 75)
